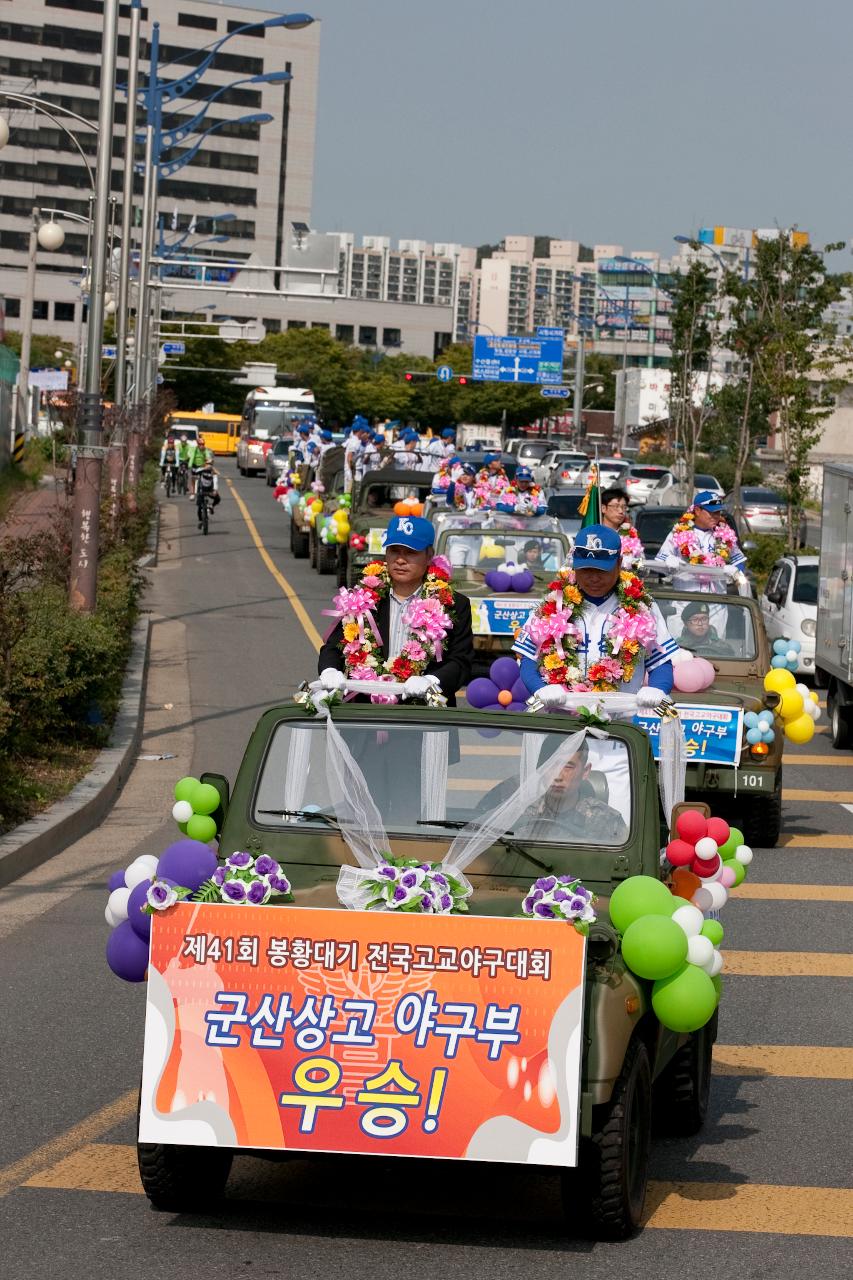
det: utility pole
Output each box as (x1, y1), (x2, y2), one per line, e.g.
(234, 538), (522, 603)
(69, 0), (119, 613)
(115, 0), (141, 407)
(572, 332), (585, 451)
(15, 208), (39, 433)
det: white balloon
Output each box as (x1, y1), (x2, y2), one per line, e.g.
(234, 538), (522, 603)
(795, 683), (810, 699)
(812, 705), (822, 721)
(687, 935), (715, 968)
(105, 902), (120, 928)
(735, 846), (753, 865)
(172, 799), (194, 824)
(133, 854), (159, 875)
(124, 859), (153, 891)
(786, 650), (798, 663)
(672, 904), (704, 937)
(671, 648), (693, 666)
(107, 886), (130, 922)
(707, 950), (725, 977)
(705, 882), (729, 911)
(691, 887), (713, 912)
(694, 836), (719, 861)
(803, 701), (819, 720)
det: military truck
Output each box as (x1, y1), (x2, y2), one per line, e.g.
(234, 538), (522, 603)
(340, 468), (435, 587)
(137, 696), (718, 1239)
(288, 446), (346, 563)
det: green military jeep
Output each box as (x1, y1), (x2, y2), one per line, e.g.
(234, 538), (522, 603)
(645, 579), (784, 845)
(339, 469), (435, 587)
(138, 700), (717, 1239)
(432, 511), (571, 680)
(287, 447), (346, 564)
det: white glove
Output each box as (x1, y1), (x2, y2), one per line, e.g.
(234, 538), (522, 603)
(536, 684), (569, 709)
(637, 685), (667, 711)
(403, 674), (441, 700)
(319, 667), (346, 693)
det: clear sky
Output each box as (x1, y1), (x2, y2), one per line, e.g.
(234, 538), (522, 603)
(235, 0), (853, 258)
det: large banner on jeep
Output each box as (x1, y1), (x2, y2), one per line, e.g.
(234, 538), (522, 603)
(139, 903), (586, 1166)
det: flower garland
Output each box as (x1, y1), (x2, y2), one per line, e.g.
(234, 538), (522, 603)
(525, 567), (659, 692)
(363, 856), (471, 913)
(498, 483), (546, 515)
(618, 520), (645, 568)
(521, 874), (597, 935)
(474, 467), (511, 508)
(671, 509), (738, 566)
(328, 555), (456, 698)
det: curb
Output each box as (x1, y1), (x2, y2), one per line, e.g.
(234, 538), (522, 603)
(0, 615), (152, 889)
(137, 501), (160, 570)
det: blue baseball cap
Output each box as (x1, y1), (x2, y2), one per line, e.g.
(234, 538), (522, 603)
(694, 489), (724, 512)
(403, 429), (420, 443)
(460, 463), (477, 477)
(385, 515), (435, 552)
(441, 427), (455, 438)
(572, 524), (621, 569)
(484, 452), (501, 465)
(320, 428), (333, 440)
(515, 465), (534, 482)
(297, 423), (311, 435)
(372, 432), (385, 444)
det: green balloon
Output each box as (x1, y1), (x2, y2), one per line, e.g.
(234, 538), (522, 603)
(701, 920), (725, 946)
(174, 776), (200, 804)
(609, 876), (676, 934)
(720, 826), (744, 857)
(723, 857), (746, 887)
(712, 975), (723, 1003)
(191, 782), (221, 816)
(622, 914), (688, 980)
(652, 964), (719, 1033)
(186, 813), (217, 844)
(177, 821), (189, 835)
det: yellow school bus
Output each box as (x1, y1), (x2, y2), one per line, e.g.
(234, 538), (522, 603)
(166, 411), (241, 456)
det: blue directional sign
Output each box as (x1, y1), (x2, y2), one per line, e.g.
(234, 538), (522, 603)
(101, 344), (117, 359)
(472, 335), (564, 385)
(541, 386), (571, 399)
(436, 364), (454, 382)
(161, 340), (186, 355)
(536, 325), (564, 341)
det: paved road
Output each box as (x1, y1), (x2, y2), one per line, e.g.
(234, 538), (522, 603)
(1, 467), (851, 1279)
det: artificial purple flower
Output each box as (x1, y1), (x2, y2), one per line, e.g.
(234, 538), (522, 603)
(221, 879), (247, 903)
(377, 864), (397, 880)
(392, 885), (409, 904)
(437, 893), (453, 912)
(254, 855), (280, 878)
(226, 851), (253, 870)
(536, 876), (557, 893)
(568, 895), (589, 914)
(533, 901), (557, 918)
(400, 869), (425, 891)
(147, 879), (177, 910)
(247, 880), (270, 905)
(419, 895), (435, 913)
(268, 873), (291, 895)
(552, 888), (570, 902)
(431, 872), (449, 890)
(211, 867), (226, 886)
(531, 888), (544, 903)
(522, 895), (534, 913)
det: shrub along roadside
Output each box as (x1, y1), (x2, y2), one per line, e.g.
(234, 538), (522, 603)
(0, 459), (157, 834)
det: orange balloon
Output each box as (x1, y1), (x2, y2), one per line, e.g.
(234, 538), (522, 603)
(671, 868), (701, 901)
(393, 500), (409, 516)
(497, 689), (513, 706)
(409, 501), (424, 516)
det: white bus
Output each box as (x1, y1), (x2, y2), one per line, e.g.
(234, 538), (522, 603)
(237, 387), (317, 474)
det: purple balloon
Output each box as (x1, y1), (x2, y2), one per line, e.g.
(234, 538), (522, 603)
(490, 656), (522, 689)
(156, 839), (217, 892)
(107, 869), (126, 892)
(511, 570), (535, 594)
(466, 677), (499, 709)
(127, 879), (151, 942)
(106, 919), (149, 983)
(485, 570), (512, 593)
(510, 676), (529, 703)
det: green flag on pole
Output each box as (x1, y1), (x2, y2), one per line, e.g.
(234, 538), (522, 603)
(578, 461), (601, 529)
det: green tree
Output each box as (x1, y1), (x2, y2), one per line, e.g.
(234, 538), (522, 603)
(161, 331), (243, 411)
(3, 330), (73, 370)
(666, 261), (721, 495)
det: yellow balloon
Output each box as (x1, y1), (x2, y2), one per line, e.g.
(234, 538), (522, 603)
(778, 688), (805, 720)
(809, 690), (820, 704)
(785, 712), (816, 744)
(764, 668), (796, 694)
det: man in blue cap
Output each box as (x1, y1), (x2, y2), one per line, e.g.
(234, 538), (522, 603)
(344, 420), (372, 491)
(426, 426), (456, 471)
(318, 515), (473, 702)
(496, 465), (547, 517)
(513, 523), (676, 708)
(446, 461), (478, 511)
(654, 490), (747, 594)
(292, 422), (313, 466)
(476, 452), (510, 505)
(392, 429), (425, 470)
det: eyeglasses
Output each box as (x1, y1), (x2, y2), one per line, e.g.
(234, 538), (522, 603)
(604, 500), (627, 510)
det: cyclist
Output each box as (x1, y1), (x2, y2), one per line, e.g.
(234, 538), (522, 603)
(159, 435), (176, 483)
(187, 434), (213, 497)
(194, 460), (220, 529)
(176, 434), (192, 494)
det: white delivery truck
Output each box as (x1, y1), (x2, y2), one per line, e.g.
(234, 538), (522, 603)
(456, 423), (503, 452)
(815, 461), (853, 747)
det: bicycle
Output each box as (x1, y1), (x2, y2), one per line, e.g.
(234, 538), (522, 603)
(176, 462), (189, 495)
(197, 490), (216, 535)
(164, 463), (178, 497)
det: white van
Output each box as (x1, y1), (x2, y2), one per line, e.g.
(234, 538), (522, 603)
(760, 555), (818, 675)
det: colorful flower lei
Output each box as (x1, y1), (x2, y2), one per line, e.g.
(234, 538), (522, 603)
(525, 567), (658, 692)
(618, 520), (645, 568)
(671, 509), (738, 566)
(329, 555), (456, 701)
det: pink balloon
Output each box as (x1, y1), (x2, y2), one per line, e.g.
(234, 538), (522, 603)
(673, 660), (705, 693)
(720, 865), (737, 887)
(694, 658), (716, 690)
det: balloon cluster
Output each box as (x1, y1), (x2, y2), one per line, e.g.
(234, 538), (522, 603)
(770, 636), (802, 670)
(170, 775), (221, 844)
(483, 561), (535, 594)
(319, 498), (351, 545)
(466, 656), (528, 711)
(348, 531), (367, 551)
(393, 497), (424, 518)
(744, 709), (775, 746)
(671, 650), (715, 693)
(104, 839), (217, 983)
(305, 496), (324, 526)
(763, 668), (820, 744)
(666, 810), (752, 899)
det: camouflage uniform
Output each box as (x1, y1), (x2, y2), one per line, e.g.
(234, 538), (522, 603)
(522, 794), (629, 844)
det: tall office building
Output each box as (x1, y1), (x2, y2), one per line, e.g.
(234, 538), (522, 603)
(0, 0), (320, 343)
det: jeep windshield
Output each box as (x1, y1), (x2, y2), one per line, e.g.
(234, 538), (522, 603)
(357, 480), (433, 512)
(254, 720), (631, 847)
(657, 596), (758, 660)
(440, 532), (564, 582)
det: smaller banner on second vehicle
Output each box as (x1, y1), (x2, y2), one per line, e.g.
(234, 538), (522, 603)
(139, 904), (586, 1167)
(470, 598), (539, 636)
(634, 704), (744, 767)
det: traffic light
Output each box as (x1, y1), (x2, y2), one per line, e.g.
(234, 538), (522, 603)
(403, 371), (431, 382)
(458, 375), (469, 386)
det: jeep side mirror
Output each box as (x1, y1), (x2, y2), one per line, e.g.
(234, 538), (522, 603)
(200, 772), (230, 822)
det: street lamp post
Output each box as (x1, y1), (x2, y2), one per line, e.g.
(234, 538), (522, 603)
(115, 0), (142, 408)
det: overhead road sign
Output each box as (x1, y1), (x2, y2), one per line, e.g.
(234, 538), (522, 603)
(161, 340), (186, 355)
(472, 335), (564, 385)
(535, 326), (564, 341)
(541, 386), (571, 399)
(436, 365), (454, 382)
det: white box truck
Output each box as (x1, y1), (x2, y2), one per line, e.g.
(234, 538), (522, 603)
(816, 461), (853, 747)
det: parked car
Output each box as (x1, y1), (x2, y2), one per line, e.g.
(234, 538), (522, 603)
(581, 459), (631, 489)
(264, 437), (293, 486)
(545, 488), (587, 539)
(533, 450), (589, 486)
(625, 465), (674, 507)
(693, 473), (724, 500)
(725, 487), (786, 535)
(760, 555), (818, 676)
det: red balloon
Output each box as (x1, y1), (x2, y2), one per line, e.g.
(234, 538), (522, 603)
(691, 852), (721, 879)
(676, 810), (708, 845)
(706, 816), (731, 846)
(666, 839), (696, 867)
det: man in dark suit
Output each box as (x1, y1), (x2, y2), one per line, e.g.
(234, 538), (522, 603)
(318, 515), (474, 704)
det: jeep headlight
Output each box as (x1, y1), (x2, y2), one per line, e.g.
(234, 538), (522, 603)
(801, 618), (816, 636)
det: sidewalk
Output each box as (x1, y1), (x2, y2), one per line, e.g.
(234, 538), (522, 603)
(0, 474), (69, 541)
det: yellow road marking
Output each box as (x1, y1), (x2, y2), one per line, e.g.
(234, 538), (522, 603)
(713, 1045), (853, 1079)
(0, 1089), (136, 1199)
(780, 834), (853, 848)
(734, 882), (853, 902)
(784, 789), (853, 802)
(644, 1181), (853, 1236)
(227, 479), (323, 651)
(21, 1144), (853, 1236)
(724, 950), (853, 977)
(785, 755), (853, 766)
